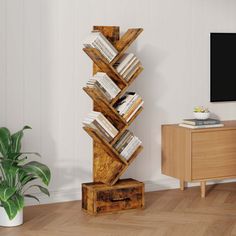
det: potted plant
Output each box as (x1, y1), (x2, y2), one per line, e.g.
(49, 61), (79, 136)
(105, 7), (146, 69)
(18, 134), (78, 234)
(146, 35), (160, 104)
(193, 106), (210, 120)
(0, 126), (51, 227)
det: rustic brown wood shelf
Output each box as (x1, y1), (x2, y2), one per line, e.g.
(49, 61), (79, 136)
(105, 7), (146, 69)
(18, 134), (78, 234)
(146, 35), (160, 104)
(82, 26), (145, 214)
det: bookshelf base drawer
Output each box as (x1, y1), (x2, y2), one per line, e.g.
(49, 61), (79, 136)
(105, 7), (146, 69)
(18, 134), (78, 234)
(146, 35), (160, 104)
(82, 178), (144, 215)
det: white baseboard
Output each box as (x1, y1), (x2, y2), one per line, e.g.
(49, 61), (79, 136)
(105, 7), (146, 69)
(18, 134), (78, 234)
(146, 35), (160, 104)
(25, 177), (236, 206)
(25, 188), (82, 206)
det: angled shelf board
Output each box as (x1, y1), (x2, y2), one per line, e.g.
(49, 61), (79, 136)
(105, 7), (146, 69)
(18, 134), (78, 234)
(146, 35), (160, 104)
(82, 26), (144, 214)
(83, 47), (127, 89)
(83, 126), (128, 165)
(111, 28), (144, 65)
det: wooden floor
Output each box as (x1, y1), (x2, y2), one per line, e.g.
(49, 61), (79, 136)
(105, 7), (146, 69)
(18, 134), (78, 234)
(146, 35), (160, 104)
(2, 182), (236, 236)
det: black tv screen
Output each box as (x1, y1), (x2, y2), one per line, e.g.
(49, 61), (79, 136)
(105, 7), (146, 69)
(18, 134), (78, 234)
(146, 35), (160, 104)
(210, 33), (236, 102)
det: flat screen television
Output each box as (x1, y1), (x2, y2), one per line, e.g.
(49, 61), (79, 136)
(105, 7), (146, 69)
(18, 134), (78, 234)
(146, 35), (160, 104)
(210, 33), (236, 102)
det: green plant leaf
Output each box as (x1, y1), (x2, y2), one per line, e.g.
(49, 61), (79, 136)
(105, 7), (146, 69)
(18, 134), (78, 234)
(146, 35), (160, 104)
(8, 152), (22, 161)
(2, 199), (19, 220)
(4, 166), (19, 187)
(22, 161), (51, 186)
(0, 127), (11, 158)
(11, 126), (31, 154)
(12, 193), (24, 210)
(25, 185), (50, 197)
(20, 172), (37, 186)
(0, 185), (16, 201)
(24, 194), (40, 203)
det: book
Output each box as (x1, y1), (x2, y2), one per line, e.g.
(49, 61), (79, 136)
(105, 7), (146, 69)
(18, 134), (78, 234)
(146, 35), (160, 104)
(119, 94), (140, 115)
(87, 72), (121, 101)
(114, 92), (143, 120)
(117, 133), (134, 153)
(120, 136), (142, 159)
(113, 130), (131, 150)
(183, 118), (221, 126)
(122, 59), (140, 78)
(114, 53), (135, 73)
(119, 56), (137, 75)
(83, 119), (113, 142)
(126, 101), (144, 122)
(88, 112), (118, 137)
(113, 53), (142, 81)
(114, 92), (136, 113)
(83, 31), (118, 62)
(179, 123), (224, 129)
(83, 111), (118, 141)
(95, 72), (121, 96)
(123, 97), (143, 120)
(87, 80), (113, 101)
(125, 64), (141, 81)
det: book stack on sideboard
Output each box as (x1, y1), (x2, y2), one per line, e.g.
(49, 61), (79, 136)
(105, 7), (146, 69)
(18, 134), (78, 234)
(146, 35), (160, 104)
(179, 118), (224, 129)
(81, 26), (145, 215)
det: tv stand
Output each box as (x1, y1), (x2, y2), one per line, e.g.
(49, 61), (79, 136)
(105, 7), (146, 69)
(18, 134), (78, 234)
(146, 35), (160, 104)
(162, 120), (236, 198)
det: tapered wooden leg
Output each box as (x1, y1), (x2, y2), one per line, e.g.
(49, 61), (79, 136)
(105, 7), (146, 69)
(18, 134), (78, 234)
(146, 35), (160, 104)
(200, 181), (206, 198)
(180, 180), (186, 191)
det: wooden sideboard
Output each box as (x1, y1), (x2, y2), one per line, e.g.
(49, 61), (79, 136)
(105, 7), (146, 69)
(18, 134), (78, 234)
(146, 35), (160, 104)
(161, 120), (236, 197)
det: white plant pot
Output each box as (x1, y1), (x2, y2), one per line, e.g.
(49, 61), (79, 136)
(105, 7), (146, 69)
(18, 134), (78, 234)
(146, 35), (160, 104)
(0, 207), (23, 227)
(193, 112), (210, 120)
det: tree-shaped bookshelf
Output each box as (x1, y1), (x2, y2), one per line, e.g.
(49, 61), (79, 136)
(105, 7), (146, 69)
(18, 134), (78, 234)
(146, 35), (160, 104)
(82, 26), (144, 215)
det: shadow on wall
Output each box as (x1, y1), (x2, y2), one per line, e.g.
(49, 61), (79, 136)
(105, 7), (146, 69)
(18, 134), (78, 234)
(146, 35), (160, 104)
(125, 42), (169, 180)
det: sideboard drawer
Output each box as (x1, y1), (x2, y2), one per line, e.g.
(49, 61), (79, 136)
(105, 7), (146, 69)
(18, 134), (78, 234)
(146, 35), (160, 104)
(192, 130), (236, 180)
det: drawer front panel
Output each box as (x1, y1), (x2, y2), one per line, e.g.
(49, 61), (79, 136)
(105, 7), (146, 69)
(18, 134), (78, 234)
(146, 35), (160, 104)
(192, 130), (236, 180)
(95, 186), (143, 213)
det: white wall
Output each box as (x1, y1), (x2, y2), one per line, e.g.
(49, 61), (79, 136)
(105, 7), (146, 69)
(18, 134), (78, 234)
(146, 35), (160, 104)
(1, 0), (236, 204)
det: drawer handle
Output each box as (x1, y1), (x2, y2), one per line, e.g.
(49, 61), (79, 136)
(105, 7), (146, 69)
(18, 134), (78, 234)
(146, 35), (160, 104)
(111, 197), (131, 202)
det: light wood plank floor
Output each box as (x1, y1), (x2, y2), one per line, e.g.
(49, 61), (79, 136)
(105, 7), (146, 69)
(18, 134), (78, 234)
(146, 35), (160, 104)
(2, 182), (236, 236)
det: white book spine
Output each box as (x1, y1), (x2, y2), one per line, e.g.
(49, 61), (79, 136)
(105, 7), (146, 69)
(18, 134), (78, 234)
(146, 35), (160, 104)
(115, 53), (135, 72)
(97, 32), (118, 55)
(119, 56), (137, 75)
(124, 141), (141, 159)
(86, 115), (115, 138)
(120, 95), (140, 115)
(122, 138), (141, 158)
(123, 59), (140, 78)
(98, 114), (118, 137)
(84, 32), (117, 62)
(94, 38), (114, 61)
(125, 64), (141, 81)
(121, 137), (141, 158)
(95, 73), (119, 96)
(91, 41), (112, 62)
(100, 74), (120, 96)
(126, 101), (144, 122)
(115, 94), (135, 113)
(87, 112), (118, 137)
(95, 76), (116, 98)
(98, 73), (121, 93)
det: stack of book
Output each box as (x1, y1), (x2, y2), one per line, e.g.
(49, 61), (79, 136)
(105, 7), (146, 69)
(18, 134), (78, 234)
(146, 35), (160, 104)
(83, 31), (118, 62)
(83, 111), (118, 142)
(114, 53), (141, 81)
(114, 92), (144, 122)
(113, 130), (142, 160)
(179, 118), (224, 129)
(87, 72), (121, 101)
